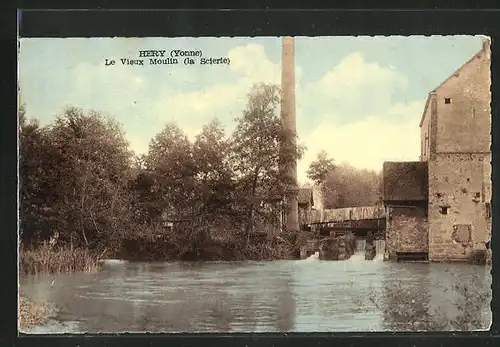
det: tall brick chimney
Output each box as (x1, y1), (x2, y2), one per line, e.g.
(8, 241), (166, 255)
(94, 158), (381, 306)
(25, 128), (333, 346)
(280, 36), (299, 233)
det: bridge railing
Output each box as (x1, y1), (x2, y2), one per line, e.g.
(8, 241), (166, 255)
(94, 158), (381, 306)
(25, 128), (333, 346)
(313, 205), (386, 224)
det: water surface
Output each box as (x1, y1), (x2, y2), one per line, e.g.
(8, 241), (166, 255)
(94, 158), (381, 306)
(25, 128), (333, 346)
(20, 254), (492, 333)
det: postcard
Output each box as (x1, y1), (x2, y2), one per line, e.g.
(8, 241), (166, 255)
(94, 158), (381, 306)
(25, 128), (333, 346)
(18, 35), (492, 333)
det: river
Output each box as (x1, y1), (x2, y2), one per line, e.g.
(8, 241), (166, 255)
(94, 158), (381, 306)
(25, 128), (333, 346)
(20, 252), (492, 333)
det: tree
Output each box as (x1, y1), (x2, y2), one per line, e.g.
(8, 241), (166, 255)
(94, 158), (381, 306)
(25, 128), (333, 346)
(323, 163), (382, 208)
(230, 83), (304, 236)
(145, 123), (196, 223)
(192, 119), (234, 221)
(307, 150), (336, 184)
(128, 169), (157, 225)
(31, 107), (134, 250)
(19, 105), (58, 245)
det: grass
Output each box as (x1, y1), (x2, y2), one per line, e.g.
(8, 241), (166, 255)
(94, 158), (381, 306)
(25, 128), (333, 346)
(20, 242), (105, 275)
(18, 292), (56, 330)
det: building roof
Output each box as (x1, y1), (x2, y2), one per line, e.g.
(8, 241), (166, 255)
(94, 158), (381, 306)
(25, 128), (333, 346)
(418, 92), (435, 128)
(383, 161), (428, 202)
(298, 187), (314, 205)
(419, 39), (490, 128)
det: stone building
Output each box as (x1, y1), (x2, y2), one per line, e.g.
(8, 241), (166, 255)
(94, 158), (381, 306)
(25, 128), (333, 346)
(383, 162), (429, 261)
(421, 39), (492, 262)
(383, 39), (491, 262)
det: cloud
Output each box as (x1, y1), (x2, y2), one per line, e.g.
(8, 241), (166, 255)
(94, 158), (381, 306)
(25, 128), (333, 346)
(153, 83), (246, 121)
(297, 100), (425, 184)
(316, 52), (408, 97)
(53, 43), (282, 155)
(86, 45), (424, 180)
(295, 52), (424, 184)
(151, 43), (283, 137)
(67, 62), (150, 114)
(22, 39), (425, 180)
(229, 43), (281, 83)
(298, 52), (409, 122)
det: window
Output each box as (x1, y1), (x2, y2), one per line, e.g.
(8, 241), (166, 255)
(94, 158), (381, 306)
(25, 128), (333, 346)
(445, 97), (452, 104)
(440, 206), (449, 215)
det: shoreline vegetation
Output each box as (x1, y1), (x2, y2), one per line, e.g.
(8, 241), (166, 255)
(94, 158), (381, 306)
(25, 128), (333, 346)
(18, 292), (56, 331)
(20, 83), (382, 275)
(18, 82), (489, 329)
(20, 242), (104, 276)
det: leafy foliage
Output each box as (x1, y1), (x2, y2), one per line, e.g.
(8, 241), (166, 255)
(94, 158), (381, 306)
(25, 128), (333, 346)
(230, 84), (304, 235)
(306, 153), (382, 208)
(192, 119), (234, 221)
(19, 83), (306, 260)
(322, 163), (382, 208)
(20, 106), (134, 251)
(306, 150), (335, 184)
(144, 123), (196, 222)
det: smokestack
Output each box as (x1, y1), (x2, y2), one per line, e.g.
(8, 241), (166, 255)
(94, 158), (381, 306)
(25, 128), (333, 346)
(280, 36), (299, 233)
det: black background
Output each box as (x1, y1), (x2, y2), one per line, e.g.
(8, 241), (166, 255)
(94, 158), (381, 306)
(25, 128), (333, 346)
(3, 3), (500, 347)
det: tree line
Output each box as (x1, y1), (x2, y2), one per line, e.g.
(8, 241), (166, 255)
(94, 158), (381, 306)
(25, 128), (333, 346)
(20, 82), (382, 259)
(307, 150), (383, 209)
(19, 84), (304, 259)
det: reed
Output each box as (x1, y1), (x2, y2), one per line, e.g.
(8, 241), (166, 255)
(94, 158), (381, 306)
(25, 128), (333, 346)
(19, 242), (105, 275)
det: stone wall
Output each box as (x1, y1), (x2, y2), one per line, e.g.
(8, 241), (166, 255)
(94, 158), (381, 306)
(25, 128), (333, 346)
(419, 94), (434, 162)
(385, 205), (428, 260)
(419, 40), (492, 263)
(428, 153), (491, 261)
(425, 41), (491, 262)
(434, 44), (491, 154)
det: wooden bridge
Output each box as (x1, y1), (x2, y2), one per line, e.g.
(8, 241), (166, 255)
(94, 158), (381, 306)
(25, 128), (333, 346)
(305, 205), (387, 238)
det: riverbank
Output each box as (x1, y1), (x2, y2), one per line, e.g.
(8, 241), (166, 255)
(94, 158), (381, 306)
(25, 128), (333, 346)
(117, 232), (301, 261)
(18, 293), (56, 330)
(20, 231), (365, 273)
(19, 231), (304, 273)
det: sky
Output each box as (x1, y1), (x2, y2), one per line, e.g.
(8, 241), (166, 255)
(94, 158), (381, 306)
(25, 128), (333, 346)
(18, 36), (487, 184)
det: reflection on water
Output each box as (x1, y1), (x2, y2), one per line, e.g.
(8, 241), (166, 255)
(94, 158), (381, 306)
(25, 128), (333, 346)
(20, 258), (491, 333)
